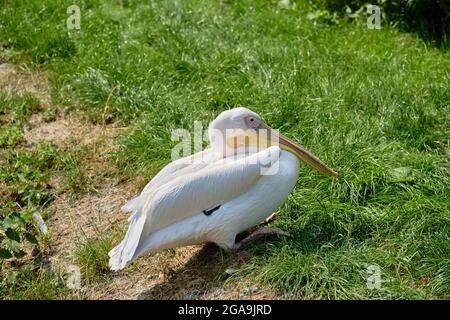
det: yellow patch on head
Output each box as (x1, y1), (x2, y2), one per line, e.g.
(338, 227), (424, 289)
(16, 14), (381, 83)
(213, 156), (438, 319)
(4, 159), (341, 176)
(226, 129), (275, 149)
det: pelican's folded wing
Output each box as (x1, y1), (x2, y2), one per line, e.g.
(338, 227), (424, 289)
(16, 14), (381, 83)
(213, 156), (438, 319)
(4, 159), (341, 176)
(121, 148), (218, 213)
(142, 146), (281, 233)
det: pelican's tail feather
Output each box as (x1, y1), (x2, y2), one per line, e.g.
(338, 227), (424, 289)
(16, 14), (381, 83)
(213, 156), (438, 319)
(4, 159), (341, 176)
(121, 196), (142, 213)
(109, 212), (146, 271)
(108, 241), (124, 271)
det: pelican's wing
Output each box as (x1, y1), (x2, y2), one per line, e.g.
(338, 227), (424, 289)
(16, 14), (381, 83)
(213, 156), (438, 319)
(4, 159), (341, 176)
(121, 148), (219, 212)
(109, 146), (280, 270)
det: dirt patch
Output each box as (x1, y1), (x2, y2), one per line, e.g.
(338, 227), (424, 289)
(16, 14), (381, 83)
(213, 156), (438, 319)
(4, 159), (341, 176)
(0, 63), (50, 104)
(135, 245), (277, 300)
(48, 180), (134, 271)
(22, 112), (122, 151)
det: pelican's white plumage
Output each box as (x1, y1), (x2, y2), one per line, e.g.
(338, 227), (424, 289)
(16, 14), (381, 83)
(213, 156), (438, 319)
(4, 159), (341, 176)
(109, 107), (337, 271)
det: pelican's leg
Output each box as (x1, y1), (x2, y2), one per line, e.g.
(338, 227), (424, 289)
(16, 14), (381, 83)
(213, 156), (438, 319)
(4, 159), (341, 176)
(232, 227), (290, 250)
(259, 212), (276, 225)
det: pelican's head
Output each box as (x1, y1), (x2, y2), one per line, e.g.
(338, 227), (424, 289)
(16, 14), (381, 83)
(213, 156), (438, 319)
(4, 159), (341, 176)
(208, 107), (338, 178)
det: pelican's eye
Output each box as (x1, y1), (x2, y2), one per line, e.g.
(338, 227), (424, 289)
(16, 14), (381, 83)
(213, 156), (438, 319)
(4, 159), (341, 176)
(245, 115), (261, 129)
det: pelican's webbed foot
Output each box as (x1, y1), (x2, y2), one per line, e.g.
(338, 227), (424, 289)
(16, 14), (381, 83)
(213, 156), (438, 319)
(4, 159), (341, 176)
(233, 227), (290, 250)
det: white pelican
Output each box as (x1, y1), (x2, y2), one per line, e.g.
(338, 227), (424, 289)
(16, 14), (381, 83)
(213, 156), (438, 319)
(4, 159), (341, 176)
(109, 107), (338, 271)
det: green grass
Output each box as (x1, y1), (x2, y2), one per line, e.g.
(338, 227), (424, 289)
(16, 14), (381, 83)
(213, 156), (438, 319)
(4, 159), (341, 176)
(0, 92), (40, 148)
(75, 230), (114, 283)
(1, 0), (449, 299)
(0, 265), (72, 300)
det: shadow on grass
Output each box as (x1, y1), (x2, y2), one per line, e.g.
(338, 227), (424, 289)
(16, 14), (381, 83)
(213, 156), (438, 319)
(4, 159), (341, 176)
(135, 244), (241, 300)
(320, 0), (449, 49)
(391, 2), (450, 50)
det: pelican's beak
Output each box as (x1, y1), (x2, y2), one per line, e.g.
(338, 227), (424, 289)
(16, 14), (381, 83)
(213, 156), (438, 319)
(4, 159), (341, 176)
(259, 123), (339, 178)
